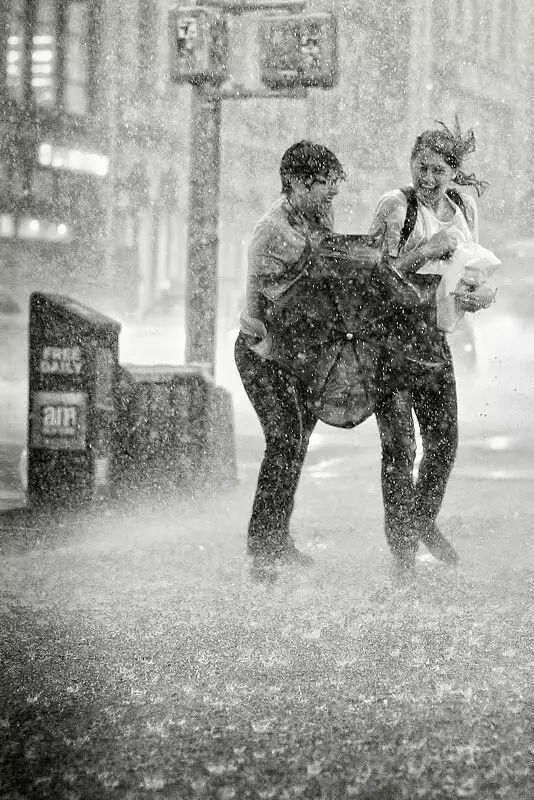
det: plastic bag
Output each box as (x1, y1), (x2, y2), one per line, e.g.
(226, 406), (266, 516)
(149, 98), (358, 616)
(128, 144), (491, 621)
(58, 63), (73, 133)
(417, 242), (501, 332)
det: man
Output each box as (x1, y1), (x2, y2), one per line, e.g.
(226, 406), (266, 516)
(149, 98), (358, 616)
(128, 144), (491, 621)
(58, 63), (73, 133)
(234, 141), (346, 581)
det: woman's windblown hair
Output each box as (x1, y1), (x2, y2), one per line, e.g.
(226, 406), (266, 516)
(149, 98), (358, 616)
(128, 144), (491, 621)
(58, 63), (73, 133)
(412, 115), (489, 197)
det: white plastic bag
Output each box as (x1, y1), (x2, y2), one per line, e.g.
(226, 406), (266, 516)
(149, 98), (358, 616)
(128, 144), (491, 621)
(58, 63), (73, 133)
(417, 242), (501, 332)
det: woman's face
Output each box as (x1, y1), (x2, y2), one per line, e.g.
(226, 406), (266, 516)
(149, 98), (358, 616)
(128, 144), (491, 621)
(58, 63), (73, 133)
(411, 146), (455, 204)
(289, 172), (341, 218)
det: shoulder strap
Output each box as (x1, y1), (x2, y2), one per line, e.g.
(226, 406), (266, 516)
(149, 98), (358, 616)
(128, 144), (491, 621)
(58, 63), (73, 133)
(398, 186), (418, 254)
(445, 187), (468, 222)
(398, 187), (469, 255)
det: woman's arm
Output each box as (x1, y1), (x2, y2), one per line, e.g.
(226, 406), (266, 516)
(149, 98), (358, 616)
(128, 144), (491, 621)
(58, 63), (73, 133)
(370, 192), (458, 274)
(390, 242), (434, 276)
(369, 193), (459, 306)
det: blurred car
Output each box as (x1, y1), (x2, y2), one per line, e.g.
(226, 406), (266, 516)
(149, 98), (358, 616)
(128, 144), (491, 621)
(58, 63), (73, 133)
(18, 447), (28, 494)
(447, 236), (534, 373)
(0, 286), (27, 380)
(494, 238), (534, 322)
(0, 288), (21, 314)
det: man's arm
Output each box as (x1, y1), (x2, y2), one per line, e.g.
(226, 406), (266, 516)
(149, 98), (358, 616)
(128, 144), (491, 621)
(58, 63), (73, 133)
(248, 218), (310, 303)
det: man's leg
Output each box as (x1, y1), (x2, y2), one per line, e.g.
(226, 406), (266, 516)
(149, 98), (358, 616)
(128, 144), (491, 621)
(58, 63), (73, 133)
(375, 388), (418, 564)
(234, 335), (316, 558)
(411, 352), (459, 563)
(270, 397), (317, 546)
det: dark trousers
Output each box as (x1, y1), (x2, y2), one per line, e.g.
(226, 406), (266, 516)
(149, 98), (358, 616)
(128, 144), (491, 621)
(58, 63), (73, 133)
(234, 333), (317, 555)
(374, 343), (458, 557)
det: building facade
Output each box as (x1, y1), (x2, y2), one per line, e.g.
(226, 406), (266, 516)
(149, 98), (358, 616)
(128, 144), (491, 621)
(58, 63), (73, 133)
(408, 0), (533, 238)
(0, 0), (532, 330)
(0, 0), (191, 320)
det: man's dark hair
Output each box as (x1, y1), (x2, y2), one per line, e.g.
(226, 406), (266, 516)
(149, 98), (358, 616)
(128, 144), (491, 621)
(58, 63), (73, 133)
(280, 140), (346, 195)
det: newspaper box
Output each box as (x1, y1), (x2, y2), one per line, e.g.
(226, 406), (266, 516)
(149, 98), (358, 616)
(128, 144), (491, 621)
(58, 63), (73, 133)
(116, 364), (236, 488)
(28, 293), (120, 506)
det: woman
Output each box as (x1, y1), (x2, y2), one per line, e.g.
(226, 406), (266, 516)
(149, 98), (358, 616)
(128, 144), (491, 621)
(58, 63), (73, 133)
(369, 119), (495, 575)
(234, 140), (346, 581)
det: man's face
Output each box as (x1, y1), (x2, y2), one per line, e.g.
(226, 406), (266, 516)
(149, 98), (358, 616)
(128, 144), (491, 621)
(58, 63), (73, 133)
(289, 172), (341, 217)
(411, 147), (455, 204)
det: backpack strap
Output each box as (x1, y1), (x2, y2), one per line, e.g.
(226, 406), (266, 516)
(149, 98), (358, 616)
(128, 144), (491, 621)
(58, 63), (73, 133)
(398, 186), (418, 254)
(445, 187), (468, 222)
(398, 186), (469, 255)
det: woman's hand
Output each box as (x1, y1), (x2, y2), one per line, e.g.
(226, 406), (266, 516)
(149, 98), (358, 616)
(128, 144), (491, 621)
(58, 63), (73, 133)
(422, 229), (459, 260)
(457, 285), (496, 312)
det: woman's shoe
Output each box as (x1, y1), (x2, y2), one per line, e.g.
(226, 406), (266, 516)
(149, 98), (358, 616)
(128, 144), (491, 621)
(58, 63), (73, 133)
(419, 523), (459, 564)
(390, 554), (416, 586)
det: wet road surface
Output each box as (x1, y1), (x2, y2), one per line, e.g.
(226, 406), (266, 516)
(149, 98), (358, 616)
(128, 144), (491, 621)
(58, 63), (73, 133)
(1, 421), (533, 800)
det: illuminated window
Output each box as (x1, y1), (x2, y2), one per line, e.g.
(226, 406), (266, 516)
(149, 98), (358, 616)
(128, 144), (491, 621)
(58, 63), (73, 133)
(17, 216), (70, 241)
(6, 1), (25, 101)
(65, 1), (89, 115)
(5, 0), (94, 117)
(33, 0), (57, 108)
(38, 142), (109, 177)
(0, 214), (16, 238)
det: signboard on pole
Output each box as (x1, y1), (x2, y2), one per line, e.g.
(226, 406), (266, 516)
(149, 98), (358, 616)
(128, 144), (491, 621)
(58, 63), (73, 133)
(169, 6), (228, 83)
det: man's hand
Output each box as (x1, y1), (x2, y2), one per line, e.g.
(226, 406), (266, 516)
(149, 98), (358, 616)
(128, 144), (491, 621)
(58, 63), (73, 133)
(457, 285), (496, 312)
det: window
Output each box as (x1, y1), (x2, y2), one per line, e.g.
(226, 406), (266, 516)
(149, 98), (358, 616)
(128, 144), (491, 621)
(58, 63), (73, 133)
(5, 0), (93, 115)
(6, 0), (25, 101)
(33, 0), (57, 108)
(137, 0), (158, 92)
(65, 1), (89, 114)
(488, 0), (503, 61)
(38, 142), (109, 176)
(32, 167), (56, 202)
(0, 214), (16, 238)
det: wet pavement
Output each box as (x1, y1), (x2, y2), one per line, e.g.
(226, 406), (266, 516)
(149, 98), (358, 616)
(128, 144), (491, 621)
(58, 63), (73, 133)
(1, 304), (534, 798)
(1, 417), (533, 799)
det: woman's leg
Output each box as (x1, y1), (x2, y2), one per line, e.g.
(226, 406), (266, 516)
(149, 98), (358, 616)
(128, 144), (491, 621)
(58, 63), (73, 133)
(374, 388), (418, 562)
(234, 334), (317, 557)
(412, 358), (458, 524)
(411, 348), (459, 560)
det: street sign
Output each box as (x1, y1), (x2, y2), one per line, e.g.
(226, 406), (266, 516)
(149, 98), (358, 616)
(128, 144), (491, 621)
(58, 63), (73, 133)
(169, 6), (228, 84)
(259, 11), (337, 89)
(197, 0), (305, 9)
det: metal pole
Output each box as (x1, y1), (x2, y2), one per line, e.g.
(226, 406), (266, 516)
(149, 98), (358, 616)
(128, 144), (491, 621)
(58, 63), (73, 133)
(103, 3), (121, 292)
(185, 83), (222, 375)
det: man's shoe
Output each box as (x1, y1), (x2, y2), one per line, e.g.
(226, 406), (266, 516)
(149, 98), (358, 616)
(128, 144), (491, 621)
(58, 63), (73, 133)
(277, 544), (315, 569)
(250, 553), (279, 583)
(419, 523), (459, 565)
(249, 540), (314, 582)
